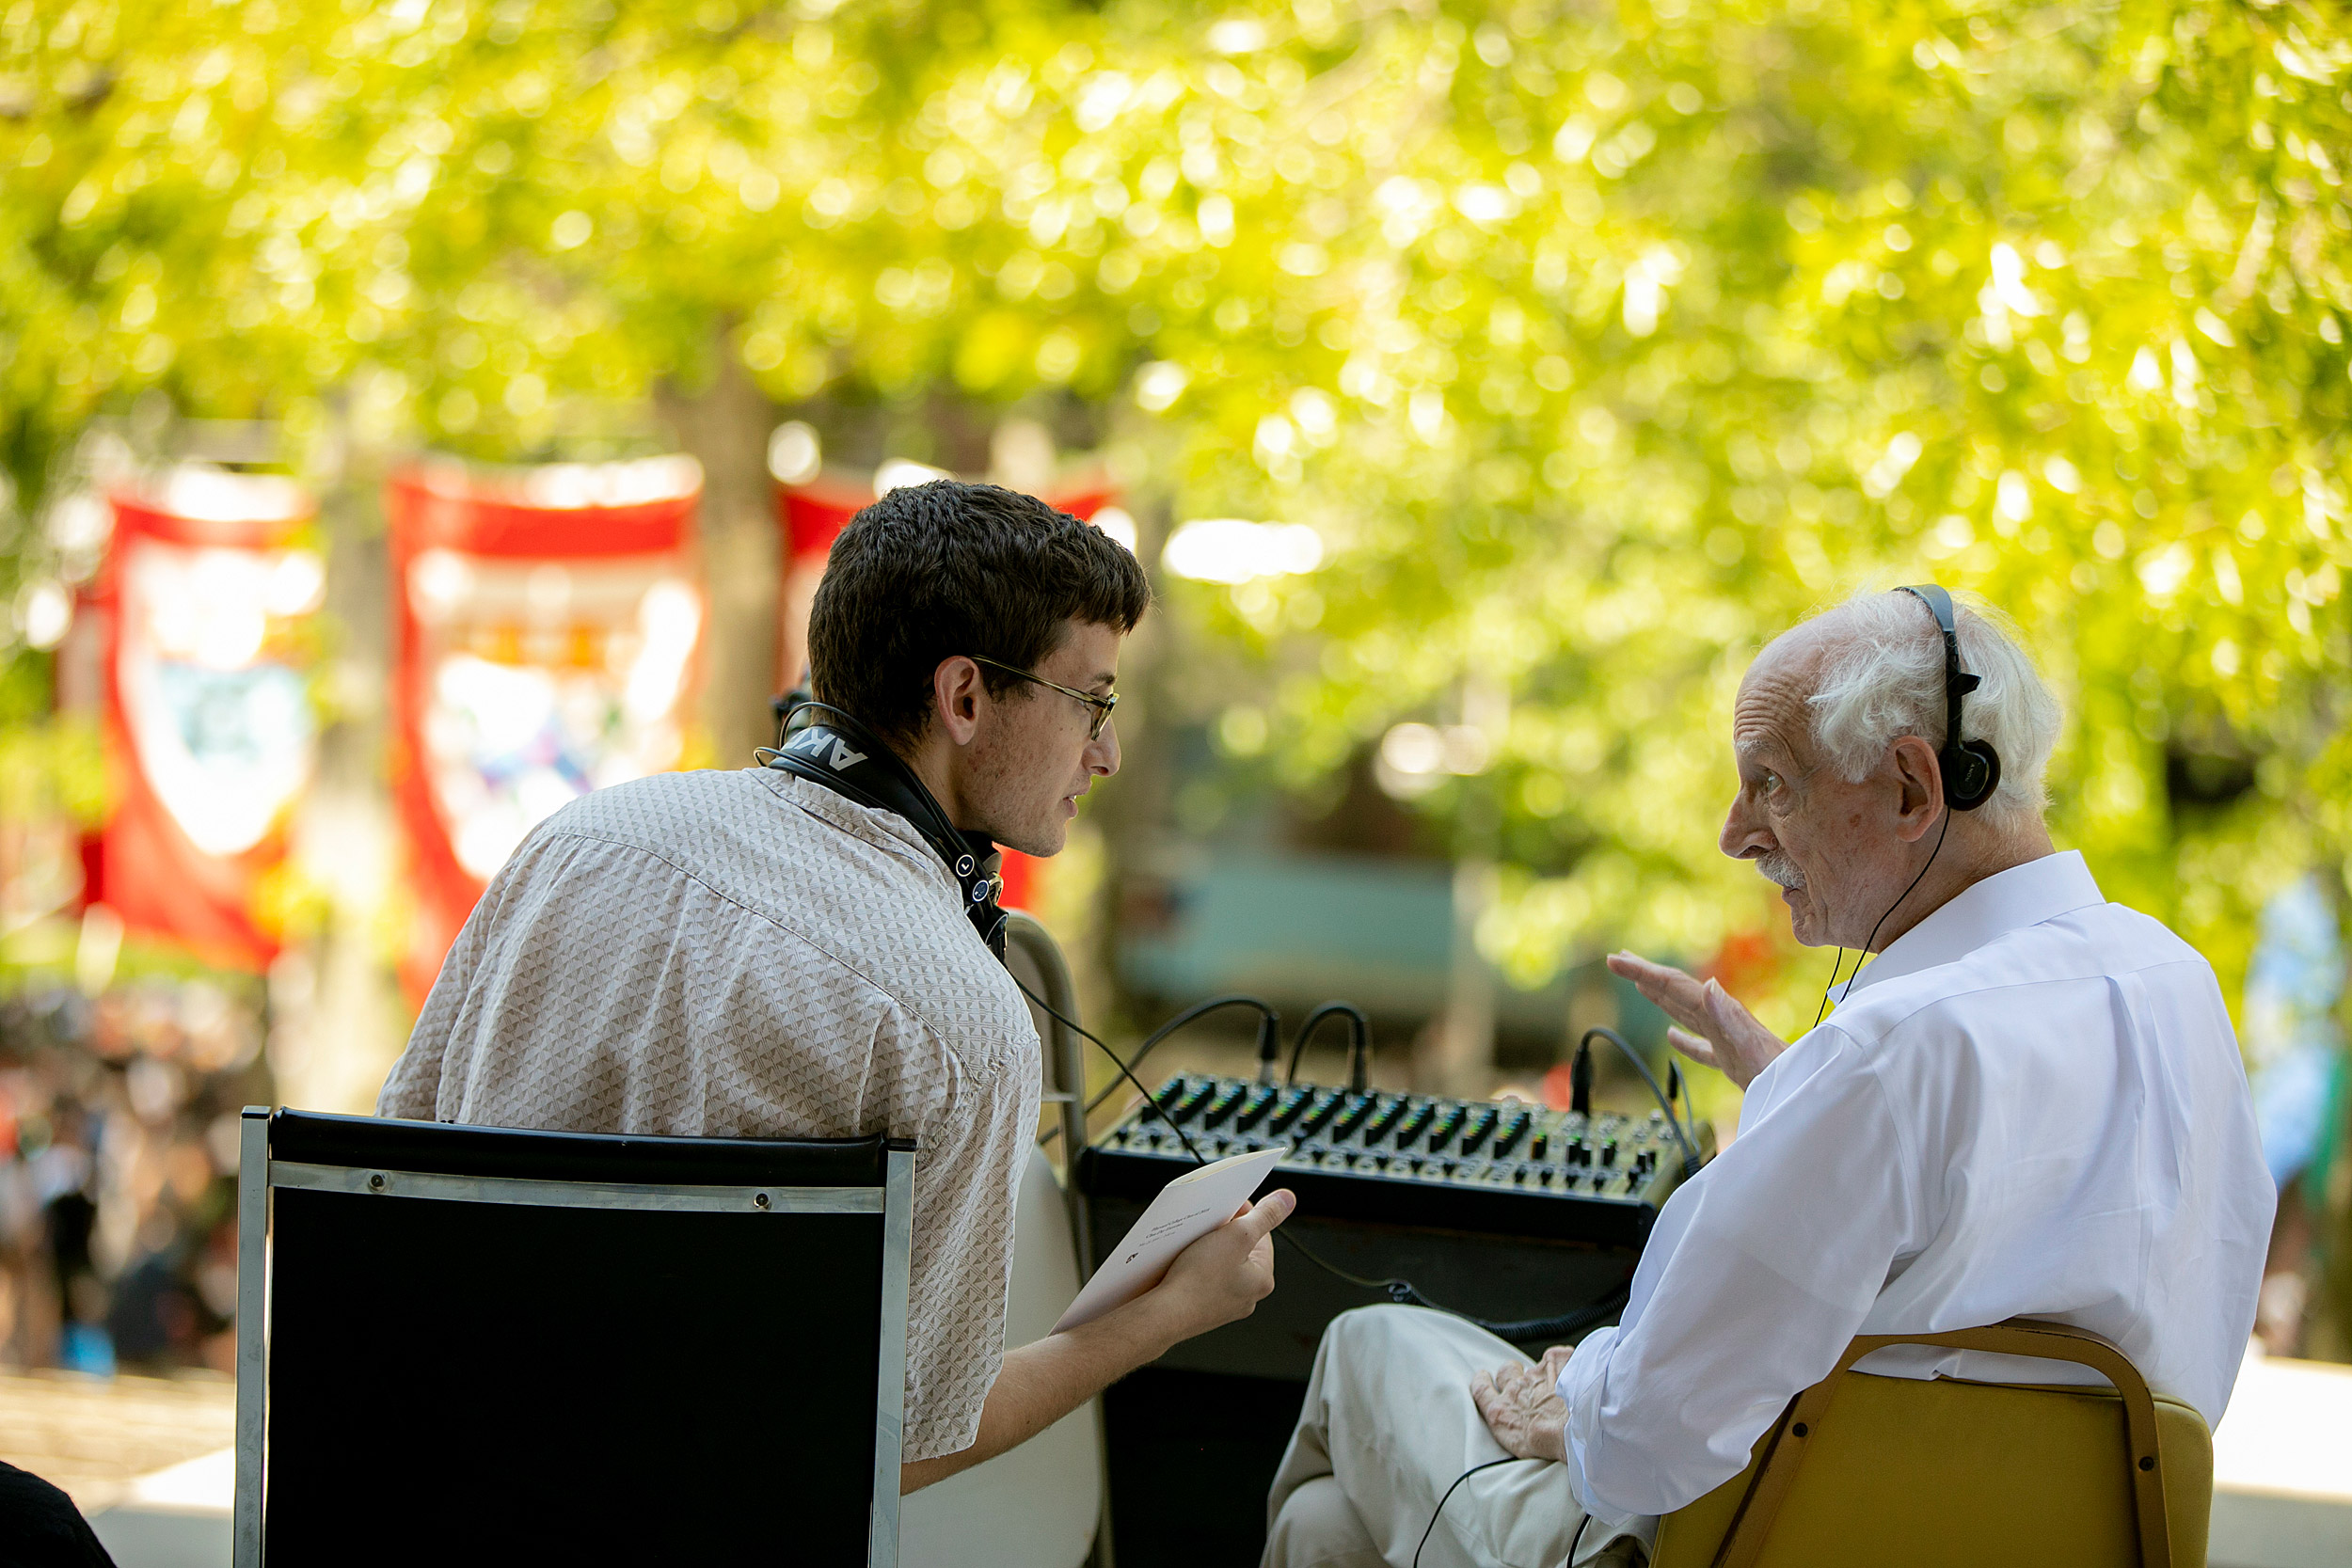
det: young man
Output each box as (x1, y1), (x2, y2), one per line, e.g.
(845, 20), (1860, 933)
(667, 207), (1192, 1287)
(379, 480), (1294, 1490)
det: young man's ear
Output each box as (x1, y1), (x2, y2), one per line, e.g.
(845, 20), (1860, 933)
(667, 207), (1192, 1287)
(933, 656), (986, 746)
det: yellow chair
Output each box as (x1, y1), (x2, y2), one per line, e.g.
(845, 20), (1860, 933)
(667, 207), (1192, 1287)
(1649, 1320), (2212, 1568)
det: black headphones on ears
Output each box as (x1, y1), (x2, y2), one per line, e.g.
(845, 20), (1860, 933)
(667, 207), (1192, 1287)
(1897, 584), (2002, 813)
(759, 695), (1009, 959)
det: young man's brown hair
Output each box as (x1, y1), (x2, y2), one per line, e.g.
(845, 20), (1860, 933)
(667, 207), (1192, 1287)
(808, 480), (1151, 749)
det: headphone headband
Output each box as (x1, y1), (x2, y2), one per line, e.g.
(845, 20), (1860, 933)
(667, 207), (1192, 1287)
(1896, 585), (2000, 812)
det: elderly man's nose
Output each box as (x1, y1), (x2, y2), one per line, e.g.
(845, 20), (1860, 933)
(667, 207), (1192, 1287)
(1722, 800), (1772, 860)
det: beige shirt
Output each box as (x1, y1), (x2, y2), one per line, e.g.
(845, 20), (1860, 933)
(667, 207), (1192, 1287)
(376, 767), (1041, 1462)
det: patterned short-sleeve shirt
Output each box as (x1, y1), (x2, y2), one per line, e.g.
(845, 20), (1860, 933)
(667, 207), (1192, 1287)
(375, 767), (1042, 1462)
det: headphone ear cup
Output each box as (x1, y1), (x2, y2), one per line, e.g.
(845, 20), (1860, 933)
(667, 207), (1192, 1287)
(1948, 740), (2002, 811)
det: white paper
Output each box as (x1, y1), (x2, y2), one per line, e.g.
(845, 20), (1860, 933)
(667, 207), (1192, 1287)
(1054, 1147), (1288, 1333)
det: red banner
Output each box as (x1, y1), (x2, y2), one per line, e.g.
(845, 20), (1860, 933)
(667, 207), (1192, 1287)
(772, 470), (1121, 913)
(388, 459), (705, 999)
(87, 471), (321, 970)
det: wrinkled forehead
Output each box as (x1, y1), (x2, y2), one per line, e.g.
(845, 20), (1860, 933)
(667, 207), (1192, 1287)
(1733, 624), (1833, 762)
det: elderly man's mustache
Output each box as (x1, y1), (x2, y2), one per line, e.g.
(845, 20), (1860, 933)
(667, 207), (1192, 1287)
(1758, 853), (1805, 890)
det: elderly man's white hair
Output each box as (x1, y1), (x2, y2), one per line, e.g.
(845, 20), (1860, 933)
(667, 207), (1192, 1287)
(1800, 589), (2062, 831)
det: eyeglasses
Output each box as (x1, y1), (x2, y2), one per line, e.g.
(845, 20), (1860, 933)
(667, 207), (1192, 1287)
(970, 655), (1119, 740)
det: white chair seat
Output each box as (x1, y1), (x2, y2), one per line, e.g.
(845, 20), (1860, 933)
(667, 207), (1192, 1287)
(899, 1145), (1102, 1568)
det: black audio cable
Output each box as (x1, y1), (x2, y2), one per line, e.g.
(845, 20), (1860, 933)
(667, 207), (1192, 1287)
(1077, 993), (1279, 1117)
(1285, 1001), (1372, 1091)
(1812, 807), (1954, 1030)
(1037, 993), (1281, 1145)
(1568, 1027), (1702, 1178)
(1414, 1456), (1518, 1568)
(1012, 976), (1637, 1344)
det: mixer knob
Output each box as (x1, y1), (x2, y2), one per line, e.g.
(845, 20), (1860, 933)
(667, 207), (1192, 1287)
(1598, 1140), (1617, 1166)
(1529, 1133), (1548, 1161)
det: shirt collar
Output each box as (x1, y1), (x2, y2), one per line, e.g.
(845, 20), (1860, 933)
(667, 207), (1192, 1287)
(753, 768), (952, 882)
(1834, 849), (2105, 1004)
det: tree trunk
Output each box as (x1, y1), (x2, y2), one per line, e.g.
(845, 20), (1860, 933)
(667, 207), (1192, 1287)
(274, 411), (404, 1112)
(660, 328), (780, 768)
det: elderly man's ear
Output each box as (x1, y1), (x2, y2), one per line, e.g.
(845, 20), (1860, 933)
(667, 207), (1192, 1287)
(1889, 735), (1946, 840)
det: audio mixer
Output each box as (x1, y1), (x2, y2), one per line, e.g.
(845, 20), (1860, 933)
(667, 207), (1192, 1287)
(1075, 1072), (1711, 1378)
(1083, 1073), (1697, 1245)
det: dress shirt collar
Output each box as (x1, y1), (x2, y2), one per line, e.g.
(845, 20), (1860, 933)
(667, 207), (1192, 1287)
(755, 768), (951, 879)
(1835, 848), (2105, 1004)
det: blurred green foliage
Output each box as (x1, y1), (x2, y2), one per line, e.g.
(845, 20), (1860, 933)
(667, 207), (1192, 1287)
(0, 0), (2345, 1049)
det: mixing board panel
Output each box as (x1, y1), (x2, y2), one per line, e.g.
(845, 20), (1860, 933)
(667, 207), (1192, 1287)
(1079, 1073), (1703, 1251)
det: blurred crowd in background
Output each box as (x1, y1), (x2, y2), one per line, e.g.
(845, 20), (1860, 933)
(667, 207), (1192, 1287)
(0, 979), (262, 1377)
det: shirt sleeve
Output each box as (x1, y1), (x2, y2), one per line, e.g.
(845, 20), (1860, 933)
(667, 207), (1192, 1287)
(373, 829), (545, 1120)
(373, 878), (502, 1120)
(897, 1013), (1041, 1463)
(1557, 1030), (1921, 1516)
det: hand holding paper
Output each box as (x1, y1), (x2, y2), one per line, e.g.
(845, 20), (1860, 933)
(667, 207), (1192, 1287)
(1056, 1148), (1291, 1333)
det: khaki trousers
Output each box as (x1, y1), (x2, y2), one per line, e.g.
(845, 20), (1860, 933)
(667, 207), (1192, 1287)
(1263, 1307), (1652, 1568)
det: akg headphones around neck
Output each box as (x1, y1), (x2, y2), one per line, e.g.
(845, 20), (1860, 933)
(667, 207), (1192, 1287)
(1896, 584), (2002, 813)
(757, 697), (1009, 959)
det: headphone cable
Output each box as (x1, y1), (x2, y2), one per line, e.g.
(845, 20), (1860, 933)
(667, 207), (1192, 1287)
(1811, 948), (1849, 1031)
(1414, 1457), (1518, 1568)
(1813, 808), (1954, 1029)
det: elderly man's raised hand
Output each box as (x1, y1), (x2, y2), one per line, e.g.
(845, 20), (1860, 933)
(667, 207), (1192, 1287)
(1605, 952), (1788, 1092)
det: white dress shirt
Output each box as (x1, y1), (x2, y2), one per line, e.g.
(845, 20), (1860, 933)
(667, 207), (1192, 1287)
(378, 768), (1041, 1462)
(1556, 850), (2273, 1518)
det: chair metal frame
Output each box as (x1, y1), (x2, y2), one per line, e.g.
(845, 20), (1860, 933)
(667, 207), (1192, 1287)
(1693, 1319), (2178, 1568)
(232, 1105), (917, 1566)
(1007, 911), (1092, 1264)
(1002, 911), (1116, 1568)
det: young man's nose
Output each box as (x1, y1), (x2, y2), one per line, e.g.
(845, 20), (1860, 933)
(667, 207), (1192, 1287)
(1089, 723), (1121, 777)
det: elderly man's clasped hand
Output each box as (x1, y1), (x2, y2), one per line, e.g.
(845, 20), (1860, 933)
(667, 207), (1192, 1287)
(1470, 1345), (1575, 1462)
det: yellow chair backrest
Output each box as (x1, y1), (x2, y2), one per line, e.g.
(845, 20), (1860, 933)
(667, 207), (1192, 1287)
(1650, 1320), (2212, 1568)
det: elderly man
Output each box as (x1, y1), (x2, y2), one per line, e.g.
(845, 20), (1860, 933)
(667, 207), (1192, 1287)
(1263, 588), (2273, 1568)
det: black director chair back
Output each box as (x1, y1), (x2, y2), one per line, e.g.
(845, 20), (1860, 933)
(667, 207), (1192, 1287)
(233, 1106), (915, 1566)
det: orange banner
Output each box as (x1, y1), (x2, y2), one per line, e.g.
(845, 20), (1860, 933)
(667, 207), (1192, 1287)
(387, 459), (705, 1000)
(88, 472), (321, 970)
